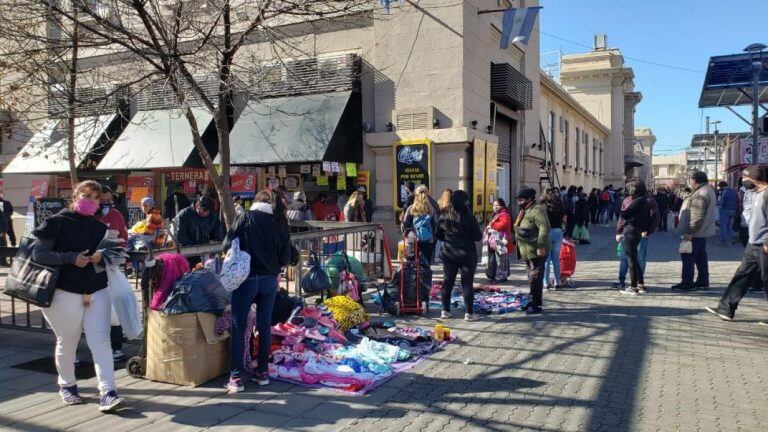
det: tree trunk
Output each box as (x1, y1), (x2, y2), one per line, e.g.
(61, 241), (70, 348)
(66, 11), (79, 187)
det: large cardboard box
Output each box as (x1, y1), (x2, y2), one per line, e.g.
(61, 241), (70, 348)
(146, 310), (230, 387)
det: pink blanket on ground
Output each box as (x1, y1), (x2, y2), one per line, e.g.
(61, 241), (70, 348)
(150, 253), (190, 310)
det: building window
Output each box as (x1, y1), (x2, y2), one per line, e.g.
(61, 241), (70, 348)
(584, 132), (589, 171)
(575, 127), (581, 169)
(592, 138), (597, 175)
(563, 119), (569, 166)
(548, 111), (556, 158)
(599, 142), (603, 173)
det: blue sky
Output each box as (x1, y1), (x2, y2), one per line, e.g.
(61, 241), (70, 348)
(539, 0), (768, 156)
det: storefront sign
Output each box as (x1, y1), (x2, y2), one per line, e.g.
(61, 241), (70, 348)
(34, 198), (66, 228)
(472, 139), (486, 222)
(317, 175), (328, 186)
(337, 173), (347, 191)
(164, 169), (210, 182)
(283, 174), (301, 192)
(484, 141), (498, 221)
(357, 170), (370, 194)
(231, 174), (257, 198)
(739, 138), (768, 164)
(345, 163), (358, 177)
(300, 164), (311, 174)
(393, 140), (431, 210)
(30, 179), (50, 199)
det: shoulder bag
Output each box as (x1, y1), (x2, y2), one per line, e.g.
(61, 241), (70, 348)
(3, 236), (60, 308)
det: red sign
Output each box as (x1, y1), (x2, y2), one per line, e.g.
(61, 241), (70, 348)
(30, 180), (49, 199)
(231, 174), (257, 194)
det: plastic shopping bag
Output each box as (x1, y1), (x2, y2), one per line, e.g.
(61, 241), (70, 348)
(678, 240), (693, 254)
(300, 253), (331, 295)
(219, 238), (251, 292)
(106, 266), (142, 339)
(338, 270), (361, 301)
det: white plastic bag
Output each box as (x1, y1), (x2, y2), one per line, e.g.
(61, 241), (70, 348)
(106, 266), (142, 339)
(220, 238), (251, 292)
(678, 239), (693, 254)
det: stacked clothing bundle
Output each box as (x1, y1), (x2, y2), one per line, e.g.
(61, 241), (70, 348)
(322, 295), (369, 331)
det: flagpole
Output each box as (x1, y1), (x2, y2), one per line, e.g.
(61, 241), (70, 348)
(478, 6), (543, 15)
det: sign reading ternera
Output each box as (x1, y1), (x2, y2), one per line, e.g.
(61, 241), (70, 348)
(393, 140), (431, 210)
(34, 198), (67, 228)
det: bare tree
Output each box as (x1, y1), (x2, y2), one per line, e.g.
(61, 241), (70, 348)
(31, 0), (371, 227)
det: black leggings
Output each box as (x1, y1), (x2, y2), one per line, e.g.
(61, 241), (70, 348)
(441, 256), (477, 314)
(623, 228), (644, 288)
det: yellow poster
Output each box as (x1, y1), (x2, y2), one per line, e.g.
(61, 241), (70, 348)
(485, 140), (498, 220)
(336, 174), (347, 190)
(317, 175), (328, 186)
(345, 163), (357, 177)
(472, 139), (486, 223)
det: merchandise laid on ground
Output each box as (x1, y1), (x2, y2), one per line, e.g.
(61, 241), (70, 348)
(429, 286), (531, 315)
(136, 251), (450, 394)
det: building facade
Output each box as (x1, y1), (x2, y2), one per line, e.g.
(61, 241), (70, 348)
(559, 42), (643, 187)
(652, 153), (687, 190)
(539, 72), (609, 191)
(634, 128), (656, 186)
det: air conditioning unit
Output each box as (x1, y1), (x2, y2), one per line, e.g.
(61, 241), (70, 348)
(392, 107), (437, 131)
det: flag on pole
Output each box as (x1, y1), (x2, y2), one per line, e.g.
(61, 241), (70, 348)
(500, 7), (540, 49)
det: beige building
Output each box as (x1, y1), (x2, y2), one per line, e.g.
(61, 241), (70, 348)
(1, 0), (542, 236)
(559, 39), (644, 187)
(634, 128), (656, 186)
(652, 152), (687, 190)
(539, 72), (609, 191)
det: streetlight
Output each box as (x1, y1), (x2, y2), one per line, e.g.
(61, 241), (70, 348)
(709, 119), (721, 183)
(744, 43), (766, 163)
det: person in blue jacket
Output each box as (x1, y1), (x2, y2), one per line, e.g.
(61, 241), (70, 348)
(717, 181), (739, 246)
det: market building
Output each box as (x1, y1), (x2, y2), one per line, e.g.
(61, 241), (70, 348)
(538, 71), (609, 191)
(1, 0), (543, 235)
(558, 36), (644, 187)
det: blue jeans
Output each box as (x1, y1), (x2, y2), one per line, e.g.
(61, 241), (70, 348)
(543, 228), (563, 287)
(599, 204), (611, 224)
(230, 275), (278, 377)
(618, 237), (648, 284)
(681, 237), (709, 285)
(718, 209), (736, 244)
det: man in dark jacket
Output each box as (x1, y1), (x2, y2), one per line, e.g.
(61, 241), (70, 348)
(613, 190), (659, 289)
(0, 196), (13, 266)
(172, 196), (223, 247)
(164, 184), (192, 220)
(655, 188), (670, 231)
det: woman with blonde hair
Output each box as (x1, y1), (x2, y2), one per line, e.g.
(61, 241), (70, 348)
(403, 192), (437, 267)
(32, 180), (123, 412)
(437, 188), (453, 212)
(342, 191), (366, 222)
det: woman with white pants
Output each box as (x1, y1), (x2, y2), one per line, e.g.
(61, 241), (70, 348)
(32, 180), (123, 412)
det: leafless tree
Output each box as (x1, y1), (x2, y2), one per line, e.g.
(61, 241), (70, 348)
(9, 0), (371, 227)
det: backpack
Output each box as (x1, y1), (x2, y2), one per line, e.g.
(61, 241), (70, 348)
(413, 215), (433, 242)
(600, 191), (610, 202)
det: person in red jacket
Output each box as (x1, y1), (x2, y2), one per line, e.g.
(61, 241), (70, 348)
(96, 186), (128, 241)
(485, 198), (514, 282)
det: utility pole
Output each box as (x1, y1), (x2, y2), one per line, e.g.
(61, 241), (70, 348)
(710, 119), (721, 183)
(745, 43), (766, 163)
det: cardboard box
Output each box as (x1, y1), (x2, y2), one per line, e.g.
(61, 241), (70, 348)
(146, 310), (230, 387)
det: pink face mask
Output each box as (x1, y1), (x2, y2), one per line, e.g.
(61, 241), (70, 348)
(75, 198), (99, 216)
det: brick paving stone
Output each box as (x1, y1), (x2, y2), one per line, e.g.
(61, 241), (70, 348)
(0, 227), (766, 431)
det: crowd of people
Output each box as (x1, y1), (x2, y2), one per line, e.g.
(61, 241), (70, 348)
(20, 164), (768, 410)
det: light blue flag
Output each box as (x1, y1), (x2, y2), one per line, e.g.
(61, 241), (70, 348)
(500, 7), (540, 49)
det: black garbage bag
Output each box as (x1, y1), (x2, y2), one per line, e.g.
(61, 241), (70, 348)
(300, 253), (330, 295)
(161, 269), (231, 315)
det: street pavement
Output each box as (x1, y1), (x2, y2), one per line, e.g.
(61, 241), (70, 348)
(0, 224), (766, 431)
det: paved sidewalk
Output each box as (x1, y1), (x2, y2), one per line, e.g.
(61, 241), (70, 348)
(0, 226), (766, 431)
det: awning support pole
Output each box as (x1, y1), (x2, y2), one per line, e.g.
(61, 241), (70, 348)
(725, 106), (753, 128)
(752, 60), (761, 163)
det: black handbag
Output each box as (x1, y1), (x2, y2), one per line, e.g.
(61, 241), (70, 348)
(3, 236), (60, 308)
(300, 252), (331, 294)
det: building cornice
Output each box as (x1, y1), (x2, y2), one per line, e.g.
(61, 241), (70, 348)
(540, 71), (610, 136)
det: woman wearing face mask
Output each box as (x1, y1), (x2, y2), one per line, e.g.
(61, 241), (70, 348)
(514, 187), (551, 315)
(31, 180), (123, 412)
(436, 190), (483, 321)
(95, 185), (129, 362)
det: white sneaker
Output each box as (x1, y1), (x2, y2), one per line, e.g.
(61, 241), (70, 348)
(464, 313), (480, 322)
(440, 310), (452, 319)
(112, 350), (126, 361)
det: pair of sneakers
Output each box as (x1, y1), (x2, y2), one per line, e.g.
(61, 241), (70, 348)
(225, 372), (270, 393)
(60, 386), (123, 413)
(440, 310), (479, 321)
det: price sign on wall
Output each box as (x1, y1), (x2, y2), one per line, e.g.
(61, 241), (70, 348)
(393, 139), (431, 211)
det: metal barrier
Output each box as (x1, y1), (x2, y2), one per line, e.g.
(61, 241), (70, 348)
(0, 243), (222, 332)
(284, 221), (394, 297)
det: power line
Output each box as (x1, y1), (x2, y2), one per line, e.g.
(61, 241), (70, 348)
(538, 30), (705, 74)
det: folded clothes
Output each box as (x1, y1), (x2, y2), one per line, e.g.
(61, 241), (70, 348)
(429, 290), (530, 315)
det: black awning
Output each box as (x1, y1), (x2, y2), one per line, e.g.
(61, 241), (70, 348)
(227, 91), (362, 165)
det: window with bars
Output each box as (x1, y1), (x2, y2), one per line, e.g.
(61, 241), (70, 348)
(548, 111), (556, 158)
(584, 132), (589, 171)
(563, 119), (569, 166)
(592, 138), (598, 175)
(575, 127), (581, 169)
